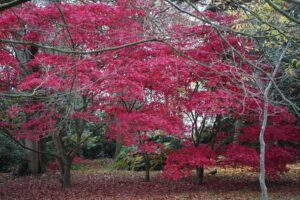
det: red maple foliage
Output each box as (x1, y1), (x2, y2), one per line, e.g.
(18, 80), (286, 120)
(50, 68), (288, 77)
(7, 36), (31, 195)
(0, 1), (153, 187)
(163, 145), (216, 180)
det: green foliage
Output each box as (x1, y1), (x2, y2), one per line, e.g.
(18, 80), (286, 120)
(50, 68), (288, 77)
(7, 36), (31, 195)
(80, 135), (116, 159)
(0, 134), (25, 172)
(113, 147), (137, 170)
(44, 123), (114, 161)
(152, 132), (182, 151)
(113, 147), (166, 171)
(233, 1), (300, 119)
(113, 134), (182, 171)
(45, 138), (58, 165)
(149, 154), (166, 170)
(112, 133), (182, 171)
(71, 163), (92, 171)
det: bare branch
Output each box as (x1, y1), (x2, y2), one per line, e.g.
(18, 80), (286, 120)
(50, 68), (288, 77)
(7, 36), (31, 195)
(0, 37), (161, 54)
(0, 127), (60, 159)
(0, 0), (29, 12)
(265, 0), (300, 24)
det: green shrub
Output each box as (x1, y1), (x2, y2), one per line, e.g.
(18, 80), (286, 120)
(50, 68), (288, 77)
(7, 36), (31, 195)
(80, 135), (116, 159)
(113, 147), (166, 171)
(0, 134), (25, 172)
(113, 134), (183, 171)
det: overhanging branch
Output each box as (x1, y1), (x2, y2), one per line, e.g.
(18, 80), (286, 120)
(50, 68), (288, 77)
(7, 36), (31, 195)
(0, 0), (29, 12)
(0, 37), (161, 54)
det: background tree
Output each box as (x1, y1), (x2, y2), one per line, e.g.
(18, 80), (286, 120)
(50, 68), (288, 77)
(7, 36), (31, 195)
(162, 1), (300, 199)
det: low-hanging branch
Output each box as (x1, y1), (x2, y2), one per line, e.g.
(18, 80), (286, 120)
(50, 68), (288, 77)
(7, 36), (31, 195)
(0, 127), (60, 159)
(0, 37), (161, 54)
(0, 0), (30, 12)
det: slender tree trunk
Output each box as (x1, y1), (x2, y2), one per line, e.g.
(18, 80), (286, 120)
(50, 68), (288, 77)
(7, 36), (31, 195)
(196, 166), (204, 185)
(62, 163), (71, 188)
(256, 44), (286, 200)
(259, 96), (269, 200)
(60, 158), (72, 188)
(38, 138), (46, 173)
(143, 153), (150, 181)
(114, 141), (122, 159)
(114, 135), (123, 159)
(194, 142), (204, 184)
(233, 119), (243, 143)
(52, 135), (72, 188)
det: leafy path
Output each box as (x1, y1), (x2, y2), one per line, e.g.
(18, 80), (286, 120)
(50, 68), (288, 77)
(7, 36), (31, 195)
(0, 160), (299, 200)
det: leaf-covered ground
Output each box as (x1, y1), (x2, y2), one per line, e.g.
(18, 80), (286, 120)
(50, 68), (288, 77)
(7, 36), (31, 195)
(0, 159), (299, 200)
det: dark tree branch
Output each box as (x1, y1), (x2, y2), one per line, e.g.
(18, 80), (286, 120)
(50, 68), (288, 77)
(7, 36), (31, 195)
(0, 127), (60, 159)
(265, 0), (300, 24)
(0, 38), (161, 54)
(0, 0), (29, 12)
(67, 124), (104, 158)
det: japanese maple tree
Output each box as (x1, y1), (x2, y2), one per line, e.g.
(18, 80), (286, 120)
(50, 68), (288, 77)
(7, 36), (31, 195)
(101, 40), (186, 181)
(222, 106), (300, 176)
(156, 11), (252, 183)
(0, 1), (155, 187)
(156, 9), (300, 184)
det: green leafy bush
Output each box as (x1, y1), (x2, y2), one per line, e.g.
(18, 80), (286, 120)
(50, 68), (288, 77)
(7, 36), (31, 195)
(113, 147), (166, 171)
(113, 134), (183, 171)
(80, 135), (116, 159)
(0, 134), (25, 172)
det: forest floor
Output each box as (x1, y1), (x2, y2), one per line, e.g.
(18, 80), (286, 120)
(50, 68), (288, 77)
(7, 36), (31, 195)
(0, 159), (299, 200)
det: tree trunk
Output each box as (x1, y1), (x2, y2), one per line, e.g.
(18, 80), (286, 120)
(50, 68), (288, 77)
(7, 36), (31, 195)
(25, 139), (46, 174)
(114, 141), (122, 159)
(259, 97), (269, 200)
(233, 119), (243, 143)
(60, 158), (72, 188)
(62, 164), (71, 188)
(143, 153), (150, 181)
(114, 135), (124, 159)
(196, 166), (204, 185)
(255, 46), (286, 199)
(38, 138), (46, 173)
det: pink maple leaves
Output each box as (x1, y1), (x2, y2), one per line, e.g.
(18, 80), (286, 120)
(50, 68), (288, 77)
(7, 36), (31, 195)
(163, 145), (215, 180)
